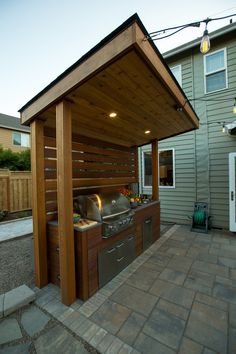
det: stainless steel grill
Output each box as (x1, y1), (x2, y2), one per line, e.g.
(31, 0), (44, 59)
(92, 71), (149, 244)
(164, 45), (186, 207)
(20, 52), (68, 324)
(76, 192), (134, 238)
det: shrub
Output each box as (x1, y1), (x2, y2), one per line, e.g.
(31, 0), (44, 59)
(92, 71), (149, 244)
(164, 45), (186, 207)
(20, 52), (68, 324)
(0, 145), (31, 171)
(16, 149), (31, 170)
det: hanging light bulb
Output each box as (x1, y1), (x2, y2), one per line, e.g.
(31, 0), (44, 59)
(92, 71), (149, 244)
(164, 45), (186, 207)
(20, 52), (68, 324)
(233, 98), (236, 114)
(200, 22), (210, 54)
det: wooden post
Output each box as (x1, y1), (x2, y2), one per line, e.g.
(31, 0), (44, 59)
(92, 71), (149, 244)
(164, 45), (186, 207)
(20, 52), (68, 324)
(31, 120), (48, 287)
(152, 140), (159, 201)
(56, 100), (76, 305)
(134, 146), (139, 182)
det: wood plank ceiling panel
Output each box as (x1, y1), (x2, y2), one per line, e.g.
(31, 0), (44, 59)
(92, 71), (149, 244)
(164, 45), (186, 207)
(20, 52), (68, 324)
(42, 50), (196, 147)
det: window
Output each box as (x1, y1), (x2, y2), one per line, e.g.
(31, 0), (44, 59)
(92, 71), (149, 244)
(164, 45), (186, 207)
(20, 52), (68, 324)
(170, 65), (182, 87)
(142, 148), (175, 188)
(204, 48), (227, 93)
(13, 132), (30, 147)
(143, 151), (152, 187)
(13, 132), (21, 146)
(159, 149), (175, 188)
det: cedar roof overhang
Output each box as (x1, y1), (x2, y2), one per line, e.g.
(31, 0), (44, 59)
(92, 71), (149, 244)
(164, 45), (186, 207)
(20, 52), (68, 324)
(19, 14), (199, 147)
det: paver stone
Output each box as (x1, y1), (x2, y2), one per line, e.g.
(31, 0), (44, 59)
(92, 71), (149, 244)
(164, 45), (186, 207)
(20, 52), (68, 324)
(0, 318), (22, 345)
(21, 305), (50, 336)
(34, 324), (89, 354)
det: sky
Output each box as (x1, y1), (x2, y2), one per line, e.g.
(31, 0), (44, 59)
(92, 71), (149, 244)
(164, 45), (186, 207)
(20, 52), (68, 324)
(1, 0), (236, 118)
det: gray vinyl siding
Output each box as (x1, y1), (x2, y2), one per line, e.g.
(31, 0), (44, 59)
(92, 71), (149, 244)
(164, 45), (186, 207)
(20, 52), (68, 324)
(140, 32), (236, 229)
(159, 131), (196, 224)
(140, 131), (197, 224)
(207, 38), (236, 228)
(158, 57), (196, 224)
(141, 56), (197, 224)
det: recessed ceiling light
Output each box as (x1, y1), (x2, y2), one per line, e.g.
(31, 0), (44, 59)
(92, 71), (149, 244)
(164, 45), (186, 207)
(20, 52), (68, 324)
(145, 130), (151, 134)
(109, 112), (117, 118)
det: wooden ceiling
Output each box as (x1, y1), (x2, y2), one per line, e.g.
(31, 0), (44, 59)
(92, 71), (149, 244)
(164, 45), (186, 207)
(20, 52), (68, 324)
(20, 15), (199, 147)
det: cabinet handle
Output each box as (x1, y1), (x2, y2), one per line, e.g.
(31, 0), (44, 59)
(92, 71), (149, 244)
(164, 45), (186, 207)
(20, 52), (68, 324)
(144, 219), (151, 224)
(57, 274), (60, 280)
(107, 247), (116, 254)
(56, 247), (60, 253)
(117, 242), (124, 248)
(117, 256), (124, 262)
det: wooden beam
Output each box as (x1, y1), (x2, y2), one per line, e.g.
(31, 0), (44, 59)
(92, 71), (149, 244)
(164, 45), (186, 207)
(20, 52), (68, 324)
(56, 100), (76, 305)
(152, 140), (159, 201)
(30, 120), (48, 287)
(20, 25), (136, 124)
(134, 23), (199, 129)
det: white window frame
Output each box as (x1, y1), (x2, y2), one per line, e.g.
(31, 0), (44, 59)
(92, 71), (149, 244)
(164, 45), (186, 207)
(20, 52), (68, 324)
(204, 47), (228, 94)
(12, 131), (30, 147)
(170, 64), (182, 87)
(159, 148), (175, 189)
(141, 147), (175, 190)
(142, 148), (152, 189)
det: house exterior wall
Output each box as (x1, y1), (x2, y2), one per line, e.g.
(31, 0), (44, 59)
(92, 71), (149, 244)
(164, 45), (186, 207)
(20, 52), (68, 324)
(140, 31), (236, 230)
(207, 37), (236, 228)
(0, 127), (30, 152)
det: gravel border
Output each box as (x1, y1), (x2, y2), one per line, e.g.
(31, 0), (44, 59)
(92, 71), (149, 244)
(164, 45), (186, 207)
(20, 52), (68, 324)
(0, 235), (34, 294)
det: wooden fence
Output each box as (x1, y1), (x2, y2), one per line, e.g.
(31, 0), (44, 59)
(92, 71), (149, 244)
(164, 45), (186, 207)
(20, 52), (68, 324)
(0, 170), (32, 212)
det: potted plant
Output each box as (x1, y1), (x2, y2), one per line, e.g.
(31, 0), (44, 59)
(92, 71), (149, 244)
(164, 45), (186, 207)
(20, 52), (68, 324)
(118, 188), (141, 208)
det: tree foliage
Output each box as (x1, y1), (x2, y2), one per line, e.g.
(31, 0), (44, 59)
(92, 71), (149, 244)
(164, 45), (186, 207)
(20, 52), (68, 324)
(0, 145), (31, 171)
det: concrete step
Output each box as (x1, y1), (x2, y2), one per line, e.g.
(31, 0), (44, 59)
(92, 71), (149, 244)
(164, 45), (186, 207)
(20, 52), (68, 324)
(2, 284), (36, 317)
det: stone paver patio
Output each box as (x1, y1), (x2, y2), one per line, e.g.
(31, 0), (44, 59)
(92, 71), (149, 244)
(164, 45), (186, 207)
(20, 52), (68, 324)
(1, 224), (236, 353)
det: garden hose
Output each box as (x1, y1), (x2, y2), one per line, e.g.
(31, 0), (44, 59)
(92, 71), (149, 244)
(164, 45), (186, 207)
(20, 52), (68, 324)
(193, 210), (206, 225)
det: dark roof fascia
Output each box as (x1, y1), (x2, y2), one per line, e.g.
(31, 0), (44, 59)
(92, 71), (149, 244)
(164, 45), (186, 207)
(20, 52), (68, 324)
(19, 13), (143, 113)
(164, 22), (236, 60)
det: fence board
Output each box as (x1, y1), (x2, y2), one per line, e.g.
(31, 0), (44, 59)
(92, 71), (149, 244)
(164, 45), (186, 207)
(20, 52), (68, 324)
(0, 170), (32, 212)
(0, 177), (9, 210)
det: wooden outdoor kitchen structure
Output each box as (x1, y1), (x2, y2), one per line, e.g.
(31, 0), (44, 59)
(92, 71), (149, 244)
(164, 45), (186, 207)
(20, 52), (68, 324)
(19, 14), (199, 305)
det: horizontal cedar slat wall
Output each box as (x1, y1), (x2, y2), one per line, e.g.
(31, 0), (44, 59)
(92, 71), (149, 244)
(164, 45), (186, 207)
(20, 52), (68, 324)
(45, 171), (134, 179)
(44, 128), (138, 221)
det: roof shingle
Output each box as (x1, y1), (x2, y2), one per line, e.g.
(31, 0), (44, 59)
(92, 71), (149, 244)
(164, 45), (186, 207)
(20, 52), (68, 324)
(0, 113), (30, 133)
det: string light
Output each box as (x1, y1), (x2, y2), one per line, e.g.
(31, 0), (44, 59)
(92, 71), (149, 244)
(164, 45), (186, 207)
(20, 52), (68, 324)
(177, 98), (236, 132)
(145, 13), (236, 54)
(200, 20), (211, 54)
(145, 13), (236, 124)
(200, 121), (227, 134)
(180, 95), (236, 110)
(233, 98), (236, 114)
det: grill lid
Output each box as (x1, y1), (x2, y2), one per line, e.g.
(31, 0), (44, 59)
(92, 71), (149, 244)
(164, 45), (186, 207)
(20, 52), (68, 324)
(76, 192), (130, 221)
(100, 192), (130, 218)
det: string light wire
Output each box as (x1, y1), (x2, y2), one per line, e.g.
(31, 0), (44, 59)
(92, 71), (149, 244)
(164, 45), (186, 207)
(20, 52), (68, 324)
(146, 13), (236, 40)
